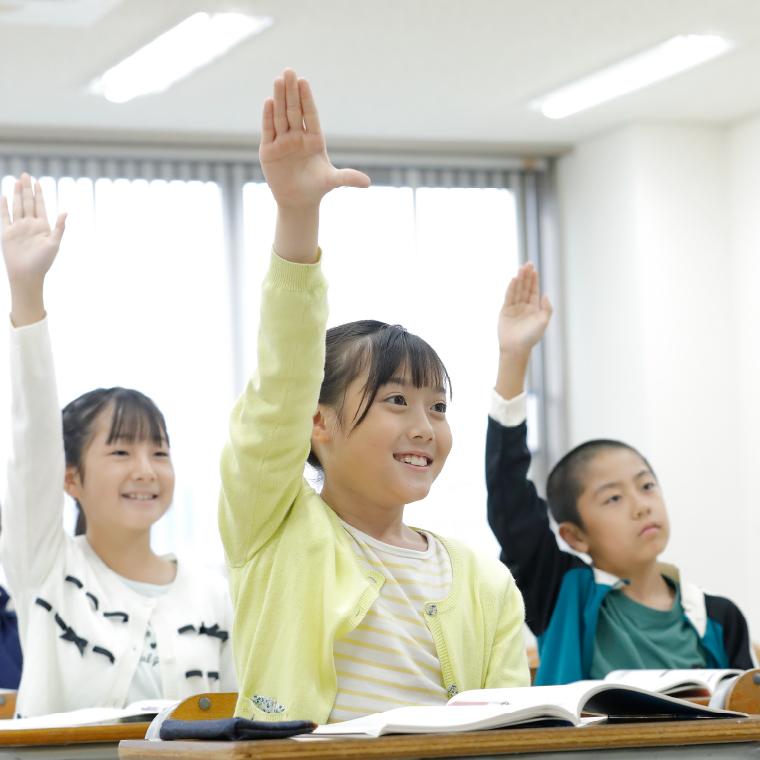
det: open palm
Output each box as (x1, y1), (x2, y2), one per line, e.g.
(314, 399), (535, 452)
(1, 174), (66, 285)
(259, 70), (369, 208)
(498, 263), (553, 354)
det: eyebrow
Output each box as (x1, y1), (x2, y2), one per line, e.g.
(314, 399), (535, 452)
(386, 376), (446, 394)
(594, 470), (654, 495)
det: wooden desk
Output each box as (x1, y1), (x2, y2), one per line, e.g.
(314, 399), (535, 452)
(0, 721), (149, 759)
(119, 717), (760, 759)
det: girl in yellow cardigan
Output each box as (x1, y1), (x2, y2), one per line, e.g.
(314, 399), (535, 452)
(219, 69), (529, 725)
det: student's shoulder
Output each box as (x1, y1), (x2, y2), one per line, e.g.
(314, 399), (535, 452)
(702, 590), (748, 626)
(172, 558), (231, 604)
(437, 534), (517, 592)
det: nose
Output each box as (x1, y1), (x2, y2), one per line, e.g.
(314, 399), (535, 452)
(408, 405), (434, 441)
(131, 450), (157, 481)
(633, 496), (652, 520)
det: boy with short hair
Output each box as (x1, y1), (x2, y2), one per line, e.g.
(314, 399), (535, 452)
(487, 263), (755, 685)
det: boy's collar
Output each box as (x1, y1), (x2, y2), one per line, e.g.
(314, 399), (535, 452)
(593, 561), (707, 636)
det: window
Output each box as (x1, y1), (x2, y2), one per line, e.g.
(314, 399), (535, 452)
(0, 175), (234, 560)
(0, 154), (549, 564)
(242, 182), (520, 556)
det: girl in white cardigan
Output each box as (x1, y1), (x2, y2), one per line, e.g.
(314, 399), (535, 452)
(0, 174), (236, 717)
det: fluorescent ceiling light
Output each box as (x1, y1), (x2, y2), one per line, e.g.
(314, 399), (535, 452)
(534, 34), (734, 120)
(91, 12), (273, 104)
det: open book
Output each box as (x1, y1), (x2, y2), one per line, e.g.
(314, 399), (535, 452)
(310, 681), (745, 738)
(603, 669), (742, 707)
(0, 699), (177, 732)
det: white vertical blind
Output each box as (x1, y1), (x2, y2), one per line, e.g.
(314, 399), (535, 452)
(0, 151), (550, 563)
(242, 183), (521, 556)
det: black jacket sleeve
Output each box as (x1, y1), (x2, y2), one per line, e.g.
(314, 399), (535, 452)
(486, 416), (585, 636)
(704, 593), (756, 670)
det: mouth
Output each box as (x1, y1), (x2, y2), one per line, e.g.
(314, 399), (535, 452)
(639, 522), (661, 537)
(121, 493), (159, 501)
(393, 453), (432, 468)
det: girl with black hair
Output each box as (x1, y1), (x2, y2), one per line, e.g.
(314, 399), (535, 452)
(0, 174), (235, 717)
(219, 69), (529, 725)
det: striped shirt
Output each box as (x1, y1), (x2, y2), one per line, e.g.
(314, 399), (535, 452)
(328, 521), (452, 722)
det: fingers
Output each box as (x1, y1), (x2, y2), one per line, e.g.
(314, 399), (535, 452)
(528, 266), (539, 306)
(34, 180), (48, 222)
(0, 197), (9, 229)
(12, 178), (22, 221)
(261, 98), (275, 145)
(504, 276), (517, 308)
(516, 262), (532, 304)
(272, 76), (288, 136)
(284, 68), (303, 132)
(299, 79), (322, 135)
(21, 173), (35, 218)
(334, 168), (371, 189)
(52, 213), (67, 246)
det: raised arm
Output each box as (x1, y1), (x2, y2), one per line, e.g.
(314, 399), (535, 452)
(261, 70), (370, 263)
(0, 175), (68, 592)
(486, 264), (580, 636)
(219, 70), (369, 567)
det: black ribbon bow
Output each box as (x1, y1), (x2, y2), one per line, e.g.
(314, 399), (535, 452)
(198, 623), (229, 642)
(60, 626), (88, 656)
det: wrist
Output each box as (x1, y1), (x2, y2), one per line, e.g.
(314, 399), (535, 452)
(273, 205), (320, 264)
(10, 291), (45, 328)
(498, 346), (532, 366)
(495, 351), (530, 401)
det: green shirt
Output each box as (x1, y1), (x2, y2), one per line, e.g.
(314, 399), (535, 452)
(590, 578), (707, 679)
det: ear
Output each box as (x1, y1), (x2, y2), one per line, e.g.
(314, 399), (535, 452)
(558, 521), (591, 555)
(311, 406), (333, 447)
(64, 466), (82, 501)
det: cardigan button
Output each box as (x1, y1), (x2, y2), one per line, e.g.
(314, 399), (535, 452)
(425, 604), (438, 616)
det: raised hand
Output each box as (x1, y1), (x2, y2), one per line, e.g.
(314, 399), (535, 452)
(498, 263), (553, 357)
(495, 263), (552, 400)
(260, 69), (370, 209)
(1, 174), (66, 326)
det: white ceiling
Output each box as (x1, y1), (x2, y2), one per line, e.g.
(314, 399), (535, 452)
(2, 0), (760, 154)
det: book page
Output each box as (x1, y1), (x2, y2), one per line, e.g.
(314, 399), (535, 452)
(312, 702), (578, 737)
(604, 669), (742, 696)
(450, 682), (605, 716)
(0, 699), (176, 731)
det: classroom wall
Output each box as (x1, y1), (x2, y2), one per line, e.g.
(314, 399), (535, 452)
(557, 121), (759, 636)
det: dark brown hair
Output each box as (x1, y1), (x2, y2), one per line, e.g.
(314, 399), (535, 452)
(308, 320), (450, 471)
(62, 388), (169, 535)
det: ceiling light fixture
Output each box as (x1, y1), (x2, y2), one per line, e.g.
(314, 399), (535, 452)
(91, 12), (273, 104)
(534, 34), (734, 120)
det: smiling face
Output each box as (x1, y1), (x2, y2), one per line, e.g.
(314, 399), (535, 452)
(314, 369), (452, 513)
(64, 404), (175, 537)
(559, 447), (670, 577)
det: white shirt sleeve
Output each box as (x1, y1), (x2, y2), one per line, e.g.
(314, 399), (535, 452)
(489, 389), (528, 428)
(1, 316), (66, 593)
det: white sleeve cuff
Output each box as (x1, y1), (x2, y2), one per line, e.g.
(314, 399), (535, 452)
(489, 389), (527, 427)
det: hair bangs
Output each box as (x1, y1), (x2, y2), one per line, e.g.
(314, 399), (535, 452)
(353, 325), (450, 427)
(106, 391), (170, 448)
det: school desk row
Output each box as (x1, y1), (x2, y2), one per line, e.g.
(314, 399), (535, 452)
(0, 674), (754, 760)
(0, 717), (753, 760)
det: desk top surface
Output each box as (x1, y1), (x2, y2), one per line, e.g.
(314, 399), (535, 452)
(119, 716), (760, 759)
(0, 721), (149, 747)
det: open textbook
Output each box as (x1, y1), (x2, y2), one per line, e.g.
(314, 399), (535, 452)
(0, 699), (176, 731)
(310, 680), (745, 738)
(603, 669), (743, 707)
